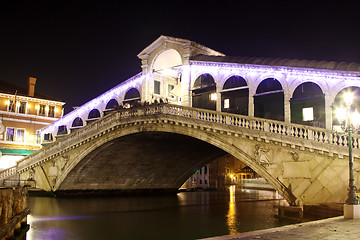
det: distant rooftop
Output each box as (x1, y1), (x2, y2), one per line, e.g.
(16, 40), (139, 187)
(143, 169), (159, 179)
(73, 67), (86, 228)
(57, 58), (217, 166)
(0, 79), (63, 102)
(190, 54), (360, 72)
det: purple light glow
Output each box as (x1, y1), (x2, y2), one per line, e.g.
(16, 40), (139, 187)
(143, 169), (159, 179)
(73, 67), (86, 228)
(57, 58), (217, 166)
(41, 73), (144, 135)
(41, 60), (360, 138)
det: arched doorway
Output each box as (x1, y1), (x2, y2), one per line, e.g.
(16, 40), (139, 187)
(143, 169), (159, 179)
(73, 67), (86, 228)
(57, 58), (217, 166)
(291, 82), (325, 128)
(254, 78), (284, 121)
(192, 73), (216, 111)
(221, 75), (248, 115)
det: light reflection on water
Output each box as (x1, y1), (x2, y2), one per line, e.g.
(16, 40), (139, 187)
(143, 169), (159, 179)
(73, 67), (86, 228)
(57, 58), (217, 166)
(26, 187), (287, 240)
(227, 185), (237, 235)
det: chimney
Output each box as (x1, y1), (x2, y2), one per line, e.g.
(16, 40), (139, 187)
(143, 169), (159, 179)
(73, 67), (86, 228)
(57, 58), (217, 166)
(28, 77), (37, 97)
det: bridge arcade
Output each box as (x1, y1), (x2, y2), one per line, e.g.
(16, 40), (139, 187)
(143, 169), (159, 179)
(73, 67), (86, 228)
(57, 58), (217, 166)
(39, 35), (360, 141)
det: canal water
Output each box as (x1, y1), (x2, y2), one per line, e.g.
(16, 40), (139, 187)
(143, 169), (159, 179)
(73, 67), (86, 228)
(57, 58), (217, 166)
(26, 186), (298, 240)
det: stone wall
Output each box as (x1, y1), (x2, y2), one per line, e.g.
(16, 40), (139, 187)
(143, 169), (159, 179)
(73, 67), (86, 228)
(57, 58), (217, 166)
(0, 187), (29, 240)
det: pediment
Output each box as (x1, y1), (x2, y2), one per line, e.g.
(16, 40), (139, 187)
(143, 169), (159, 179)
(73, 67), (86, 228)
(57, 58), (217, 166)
(137, 35), (225, 59)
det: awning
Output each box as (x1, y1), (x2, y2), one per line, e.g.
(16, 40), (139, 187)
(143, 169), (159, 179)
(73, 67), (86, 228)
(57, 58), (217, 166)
(0, 149), (36, 156)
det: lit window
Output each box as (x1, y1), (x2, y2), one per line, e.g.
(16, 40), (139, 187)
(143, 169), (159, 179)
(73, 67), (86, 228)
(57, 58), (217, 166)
(303, 107), (314, 121)
(48, 105), (55, 117)
(16, 129), (25, 142)
(154, 80), (161, 95)
(210, 93), (217, 101)
(6, 128), (15, 141)
(39, 104), (46, 116)
(18, 101), (27, 114)
(8, 99), (15, 112)
(224, 99), (230, 109)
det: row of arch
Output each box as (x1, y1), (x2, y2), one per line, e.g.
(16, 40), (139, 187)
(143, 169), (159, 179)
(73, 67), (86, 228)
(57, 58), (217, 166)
(53, 73), (360, 137)
(192, 73), (360, 128)
(69, 88), (141, 130)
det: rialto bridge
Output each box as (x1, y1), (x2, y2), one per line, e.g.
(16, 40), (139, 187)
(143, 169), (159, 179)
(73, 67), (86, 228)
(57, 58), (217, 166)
(1, 35), (360, 206)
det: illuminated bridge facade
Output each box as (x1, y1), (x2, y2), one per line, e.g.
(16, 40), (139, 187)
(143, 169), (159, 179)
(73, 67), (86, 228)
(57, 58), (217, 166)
(2, 35), (360, 206)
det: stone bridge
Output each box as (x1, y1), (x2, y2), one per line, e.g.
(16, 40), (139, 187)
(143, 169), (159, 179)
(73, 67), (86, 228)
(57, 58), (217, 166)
(1, 104), (359, 206)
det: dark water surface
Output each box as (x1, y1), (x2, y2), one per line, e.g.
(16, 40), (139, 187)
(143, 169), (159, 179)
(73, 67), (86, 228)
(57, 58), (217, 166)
(26, 187), (296, 240)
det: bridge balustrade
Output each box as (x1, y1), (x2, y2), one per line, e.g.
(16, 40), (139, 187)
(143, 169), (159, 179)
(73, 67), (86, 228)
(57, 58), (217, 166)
(0, 103), (358, 181)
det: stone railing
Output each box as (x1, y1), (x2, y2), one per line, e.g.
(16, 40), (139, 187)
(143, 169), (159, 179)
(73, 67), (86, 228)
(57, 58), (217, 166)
(0, 166), (17, 180)
(0, 103), (356, 181)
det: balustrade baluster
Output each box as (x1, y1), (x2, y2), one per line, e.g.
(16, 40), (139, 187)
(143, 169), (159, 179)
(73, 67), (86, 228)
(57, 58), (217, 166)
(318, 132), (324, 142)
(323, 132), (329, 143)
(269, 123), (273, 132)
(353, 137), (358, 149)
(294, 127), (299, 137)
(263, 121), (269, 132)
(244, 120), (249, 129)
(343, 135), (347, 146)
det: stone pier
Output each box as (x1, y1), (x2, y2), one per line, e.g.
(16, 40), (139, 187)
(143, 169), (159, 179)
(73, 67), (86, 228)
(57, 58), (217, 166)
(0, 187), (29, 240)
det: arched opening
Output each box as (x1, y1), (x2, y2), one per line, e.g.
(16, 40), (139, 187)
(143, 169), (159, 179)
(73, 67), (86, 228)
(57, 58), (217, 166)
(123, 88), (141, 107)
(88, 109), (101, 120)
(291, 82), (325, 128)
(254, 78), (284, 121)
(192, 73), (216, 111)
(152, 49), (182, 74)
(332, 86), (360, 129)
(105, 99), (119, 110)
(221, 75), (248, 115)
(152, 49), (182, 100)
(72, 117), (84, 127)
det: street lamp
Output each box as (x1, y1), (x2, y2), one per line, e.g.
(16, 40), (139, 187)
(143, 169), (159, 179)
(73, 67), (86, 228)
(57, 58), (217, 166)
(336, 92), (360, 218)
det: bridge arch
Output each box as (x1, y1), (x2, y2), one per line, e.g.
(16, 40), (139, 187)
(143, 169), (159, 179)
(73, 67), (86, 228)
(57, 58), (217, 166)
(105, 99), (120, 110)
(71, 117), (84, 127)
(152, 49), (182, 73)
(53, 119), (295, 204)
(254, 78), (284, 121)
(192, 73), (217, 111)
(290, 82), (325, 128)
(123, 88), (141, 105)
(221, 75), (249, 115)
(88, 109), (101, 120)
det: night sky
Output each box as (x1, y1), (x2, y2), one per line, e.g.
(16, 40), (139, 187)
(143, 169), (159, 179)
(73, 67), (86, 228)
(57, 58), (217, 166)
(1, 2), (359, 114)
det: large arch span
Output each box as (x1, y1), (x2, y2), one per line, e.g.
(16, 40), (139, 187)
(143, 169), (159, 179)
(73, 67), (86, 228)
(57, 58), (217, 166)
(54, 122), (295, 203)
(6, 104), (359, 206)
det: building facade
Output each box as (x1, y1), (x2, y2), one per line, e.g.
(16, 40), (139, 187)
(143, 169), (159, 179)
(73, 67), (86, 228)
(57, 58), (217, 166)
(181, 154), (253, 190)
(0, 77), (65, 169)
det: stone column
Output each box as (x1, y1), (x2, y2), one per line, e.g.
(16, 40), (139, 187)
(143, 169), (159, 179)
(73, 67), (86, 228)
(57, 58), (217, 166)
(284, 93), (291, 123)
(139, 54), (150, 103)
(248, 91), (255, 117)
(325, 95), (333, 131)
(181, 54), (191, 107)
(216, 88), (221, 112)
